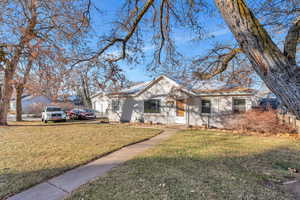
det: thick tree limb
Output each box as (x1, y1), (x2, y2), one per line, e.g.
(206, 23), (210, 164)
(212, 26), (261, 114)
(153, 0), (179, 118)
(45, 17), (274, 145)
(215, 0), (300, 118)
(157, 0), (168, 64)
(215, 0), (291, 75)
(193, 48), (242, 80)
(74, 0), (154, 65)
(284, 17), (300, 66)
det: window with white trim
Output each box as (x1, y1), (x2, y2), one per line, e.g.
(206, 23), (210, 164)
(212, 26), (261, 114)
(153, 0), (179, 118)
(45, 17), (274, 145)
(201, 99), (211, 114)
(144, 99), (161, 113)
(233, 98), (246, 113)
(111, 100), (120, 112)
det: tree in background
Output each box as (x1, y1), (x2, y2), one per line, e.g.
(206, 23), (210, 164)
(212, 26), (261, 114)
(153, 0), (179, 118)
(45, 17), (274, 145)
(0, 0), (90, 125)
(14, 49), (35, 121)
(71, 62), (128, 108)
(77, 68), (93, 108)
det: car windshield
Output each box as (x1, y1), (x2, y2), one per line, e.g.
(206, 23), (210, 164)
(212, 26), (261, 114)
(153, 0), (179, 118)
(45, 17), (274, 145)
(46, 107), (62, 112)
(83, 109), (94, 113)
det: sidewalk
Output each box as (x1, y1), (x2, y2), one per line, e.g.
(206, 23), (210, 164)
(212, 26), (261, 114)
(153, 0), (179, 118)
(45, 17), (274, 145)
(8, 128), (178, 200)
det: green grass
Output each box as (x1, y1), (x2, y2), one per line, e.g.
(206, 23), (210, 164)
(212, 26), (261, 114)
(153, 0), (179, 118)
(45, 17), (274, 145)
(0, 122), (161, 199)
(67, 130), (300, 200)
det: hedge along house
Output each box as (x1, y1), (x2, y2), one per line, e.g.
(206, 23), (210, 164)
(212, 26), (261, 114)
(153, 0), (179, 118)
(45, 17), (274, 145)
(91, 75), (256, 128)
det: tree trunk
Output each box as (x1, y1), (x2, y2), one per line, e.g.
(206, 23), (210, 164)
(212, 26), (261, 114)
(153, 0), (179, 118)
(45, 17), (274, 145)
(15, 84), (24, 121)
(81, 87), (92, 108)
(0, 1), (36, 126)
(0, 47), (23, 126)
(215, 0), (300, 118)
(80, 74), (92, 108)
(0, 70), (14, 125)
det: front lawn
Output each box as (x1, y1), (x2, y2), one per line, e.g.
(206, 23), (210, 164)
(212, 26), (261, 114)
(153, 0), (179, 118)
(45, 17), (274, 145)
(0, 123), (161, 199)
(68, 130), (300, 200)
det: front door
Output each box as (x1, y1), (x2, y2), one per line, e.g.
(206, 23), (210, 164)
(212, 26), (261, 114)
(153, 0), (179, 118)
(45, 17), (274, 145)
(175, 100), (186, 124)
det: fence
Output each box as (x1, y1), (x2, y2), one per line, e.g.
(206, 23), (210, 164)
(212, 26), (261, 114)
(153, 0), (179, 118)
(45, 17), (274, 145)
(278, 112), (300, 133)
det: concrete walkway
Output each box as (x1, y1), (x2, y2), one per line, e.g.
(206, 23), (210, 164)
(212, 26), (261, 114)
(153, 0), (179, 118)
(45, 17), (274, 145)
(8, 128), (178, 200)
(283, 175), (300, 200)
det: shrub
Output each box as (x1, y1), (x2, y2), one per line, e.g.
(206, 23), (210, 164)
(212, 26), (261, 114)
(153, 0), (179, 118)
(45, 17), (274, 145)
(227, 109), (295, 134)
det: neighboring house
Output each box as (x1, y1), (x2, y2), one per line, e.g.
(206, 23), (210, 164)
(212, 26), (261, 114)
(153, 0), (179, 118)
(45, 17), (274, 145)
(10, 95), (51, 114)
(91, 75), (256, 128)
(68, 95), (82, 106)
(255, 88), (280, 110)
(57, 95), (82, 106)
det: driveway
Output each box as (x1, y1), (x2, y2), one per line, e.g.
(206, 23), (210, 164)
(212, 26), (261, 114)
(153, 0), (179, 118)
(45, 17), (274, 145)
(7, 114), (40, 122)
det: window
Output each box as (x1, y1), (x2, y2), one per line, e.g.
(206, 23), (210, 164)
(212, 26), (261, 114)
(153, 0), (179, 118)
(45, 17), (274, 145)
(112, 100), (120, 112)
(46, 107), (62, 112)
(201, 99), (211, 114)
(144, 99), (161, 113)
(233, 99), (246, 113)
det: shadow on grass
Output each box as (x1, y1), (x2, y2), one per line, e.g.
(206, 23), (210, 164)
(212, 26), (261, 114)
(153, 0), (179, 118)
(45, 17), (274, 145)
(2, 144), (300, 200)
(1, 132), (162, 200)
(68, 146), (300, 200)
(7, 120), (105, 127)
(1, 161), (123, 200)
(1, 167), (67, 199)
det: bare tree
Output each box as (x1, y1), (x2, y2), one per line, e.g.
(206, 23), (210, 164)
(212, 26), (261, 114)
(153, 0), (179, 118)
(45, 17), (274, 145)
(78, 69), (93, 108)
(215, 0), (300, 117)
(79, 0), (300, 117)
(0, 0), (90, 125)
(68, 60), (128, 108)
(14, 53), (34, 121)
(28, 52), (73, 102)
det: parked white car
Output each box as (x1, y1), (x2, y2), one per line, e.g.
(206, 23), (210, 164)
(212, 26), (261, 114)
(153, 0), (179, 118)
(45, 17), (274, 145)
(41, 106), (67, 123)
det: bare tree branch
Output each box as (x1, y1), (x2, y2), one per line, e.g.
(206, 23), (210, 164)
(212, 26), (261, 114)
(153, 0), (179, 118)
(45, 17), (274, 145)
(193, 48), (242, 80)
(73, 0), (154, 65)
(157, 0), (167, 64)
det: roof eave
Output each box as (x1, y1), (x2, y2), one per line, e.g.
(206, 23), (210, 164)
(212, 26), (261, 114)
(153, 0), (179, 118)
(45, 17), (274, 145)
(195, 92), (255, 96)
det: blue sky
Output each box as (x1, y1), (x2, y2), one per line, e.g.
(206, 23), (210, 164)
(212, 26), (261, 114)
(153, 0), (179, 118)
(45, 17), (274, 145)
(90, 0), (235, 82)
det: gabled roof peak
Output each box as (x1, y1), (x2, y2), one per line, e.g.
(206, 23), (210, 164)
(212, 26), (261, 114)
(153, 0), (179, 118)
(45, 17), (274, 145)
(92, 74), (255, 98)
